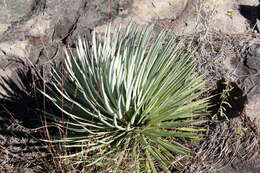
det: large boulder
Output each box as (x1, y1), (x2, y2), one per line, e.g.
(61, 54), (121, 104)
(223, 38), (260, 129)
(0, 0), (132, 81)
(95, 0), (189, 32)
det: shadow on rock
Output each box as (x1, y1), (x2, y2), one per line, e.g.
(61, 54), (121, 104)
(208, 78), (247, 120)
(0, 66), (63, 173)
(0, 66), (55, 129)
(239, 3), (260, 32)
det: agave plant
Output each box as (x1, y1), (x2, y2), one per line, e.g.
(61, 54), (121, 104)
(42, 23), (208, 172)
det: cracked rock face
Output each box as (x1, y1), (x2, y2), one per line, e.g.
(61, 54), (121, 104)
(0, 0), (34, 35)
(245, 44), (260, 127)
(95, 0), (188, 32)
(223, 39), (260, 128)
(0, 0), (128, 78)
(0, 0), (188, 79)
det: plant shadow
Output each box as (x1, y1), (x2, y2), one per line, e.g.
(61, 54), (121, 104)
(0, 66), (61, 172)
(0, 67), (43, 128)
(208, 78), (247, 120)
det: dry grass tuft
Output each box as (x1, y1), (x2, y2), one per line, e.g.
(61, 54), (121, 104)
(184, 117), (260, 172)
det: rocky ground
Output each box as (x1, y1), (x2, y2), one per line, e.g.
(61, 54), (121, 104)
(0, 0), (259, 172)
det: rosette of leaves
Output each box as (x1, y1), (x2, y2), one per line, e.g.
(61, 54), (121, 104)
(42, 24), (208, 172)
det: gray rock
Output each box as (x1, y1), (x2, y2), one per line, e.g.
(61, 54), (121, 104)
(247, 56), (260, 71)
(223, 38), (260, 128)
(0, 0), (34, 35)
(95, 0), (189, 33)
(0, 0), (134, 96)
(247, 44), (260, 71)
(246, 75), (260, 127)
